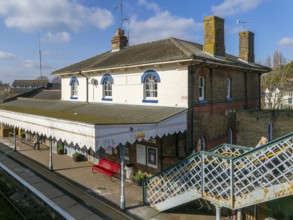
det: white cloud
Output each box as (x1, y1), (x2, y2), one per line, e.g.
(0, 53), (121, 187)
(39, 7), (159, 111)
(0, 0), (114, 32)
(44, 32), (71, 43)
(23, 59), (39, 69)
(278, 37), (293, 47)
(130, 0), (201, 44)
(138, 0), (160, 13)
(228, 26), (244, 35)
(212, 0), (263, 17)
(0, 51), (16, 59)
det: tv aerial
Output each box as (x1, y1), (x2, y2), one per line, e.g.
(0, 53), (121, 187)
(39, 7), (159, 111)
(236, 19), (252, 29)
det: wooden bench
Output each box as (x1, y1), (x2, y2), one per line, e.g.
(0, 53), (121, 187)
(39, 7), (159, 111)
(92, 158), (120, 181)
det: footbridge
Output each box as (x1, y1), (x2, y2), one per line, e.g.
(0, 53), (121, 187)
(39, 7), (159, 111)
(143, 133), (293, 215)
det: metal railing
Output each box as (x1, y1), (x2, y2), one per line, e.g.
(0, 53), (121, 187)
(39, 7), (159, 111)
(143, 133), (293, 211)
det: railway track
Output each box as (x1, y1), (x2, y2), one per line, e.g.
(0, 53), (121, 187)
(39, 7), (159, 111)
(0, 189), (27, 220)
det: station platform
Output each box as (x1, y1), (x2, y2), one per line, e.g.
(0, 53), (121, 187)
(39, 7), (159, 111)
(0, 137), (217, 220)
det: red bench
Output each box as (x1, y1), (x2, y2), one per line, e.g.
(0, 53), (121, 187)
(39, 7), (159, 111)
(92, 158), (120, 181)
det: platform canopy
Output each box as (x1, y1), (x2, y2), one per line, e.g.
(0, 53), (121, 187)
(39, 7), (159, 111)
(0, 99), (187, 151)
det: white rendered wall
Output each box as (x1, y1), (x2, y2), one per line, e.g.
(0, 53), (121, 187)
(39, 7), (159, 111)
(62, 77), (87, 102)
(61, 65), (188, 108)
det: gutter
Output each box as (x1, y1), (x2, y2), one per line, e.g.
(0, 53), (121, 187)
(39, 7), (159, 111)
(53, 56), (269, 77)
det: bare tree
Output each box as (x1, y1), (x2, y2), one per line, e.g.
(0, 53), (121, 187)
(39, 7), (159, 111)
(51, 76), (61, 83)
(261, 63), (290, 109)
(265, 55), (271, 68)
(35, 76), (49, 81)
(273, 51), (287, 70)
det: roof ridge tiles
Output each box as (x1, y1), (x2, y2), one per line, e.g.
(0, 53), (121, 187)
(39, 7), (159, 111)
(169, 38), (194, 58)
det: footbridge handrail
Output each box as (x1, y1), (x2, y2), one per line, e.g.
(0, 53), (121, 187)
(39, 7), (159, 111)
(143, 132), (293, 211)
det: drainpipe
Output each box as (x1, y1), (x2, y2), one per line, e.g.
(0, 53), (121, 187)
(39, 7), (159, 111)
(188, 68), (195, 155)
(79, 70), (89, 104)
(258, 73), (262, 110)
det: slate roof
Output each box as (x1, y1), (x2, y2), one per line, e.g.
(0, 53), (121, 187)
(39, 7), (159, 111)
(12, 80), (48, 88)
(0, 98), (186, 125)
(53, 38), (269, 75)
(31, 90), (61, 100)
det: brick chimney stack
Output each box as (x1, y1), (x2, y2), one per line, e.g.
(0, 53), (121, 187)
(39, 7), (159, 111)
(239, 31), (255, 63)
(111, 28), (128, 51)
(203, 16), (225, 57)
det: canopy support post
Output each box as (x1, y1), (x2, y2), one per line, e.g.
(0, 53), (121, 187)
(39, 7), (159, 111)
(49, 138), (53, 171)
(13, 127), (16, 152)
(120, 143), (126, 210)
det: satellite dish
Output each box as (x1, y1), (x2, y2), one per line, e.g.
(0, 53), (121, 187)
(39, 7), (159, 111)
(91, 78), (98, 86)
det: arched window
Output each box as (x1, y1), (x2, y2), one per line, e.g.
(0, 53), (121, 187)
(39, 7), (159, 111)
(101, 74), (113, 101)
(69, 77), (79, 99)
(141, 70), (161, 103)
(197, 136), (206, 152)
(227, 128), (233, 144)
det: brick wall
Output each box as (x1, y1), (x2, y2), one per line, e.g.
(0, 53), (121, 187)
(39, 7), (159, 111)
(236, 110), (293, 147)
(100, 133), (186, 175)
(186, 65), (261, 153)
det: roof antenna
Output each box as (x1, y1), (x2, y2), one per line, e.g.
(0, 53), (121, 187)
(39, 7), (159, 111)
(123, 17), (130, 44)
(120, 0), (123, 29)
(236, 19), (252, 30)
(38, 34), (43, 79)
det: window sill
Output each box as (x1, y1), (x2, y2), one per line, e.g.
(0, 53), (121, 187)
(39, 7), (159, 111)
(199, 100), (207, 105)
(70, 96), (78, 100)
(102, 98), (113, 101)
(142, 99), (158, 103)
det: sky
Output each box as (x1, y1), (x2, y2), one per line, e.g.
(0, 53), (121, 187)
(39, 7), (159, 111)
(0, 0), (292, 84)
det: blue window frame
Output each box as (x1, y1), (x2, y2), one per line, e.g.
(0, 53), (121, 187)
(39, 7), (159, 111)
(141, 70), (160, 103)
(69, 77), (79, 99)
(101, 74), (113, 101)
